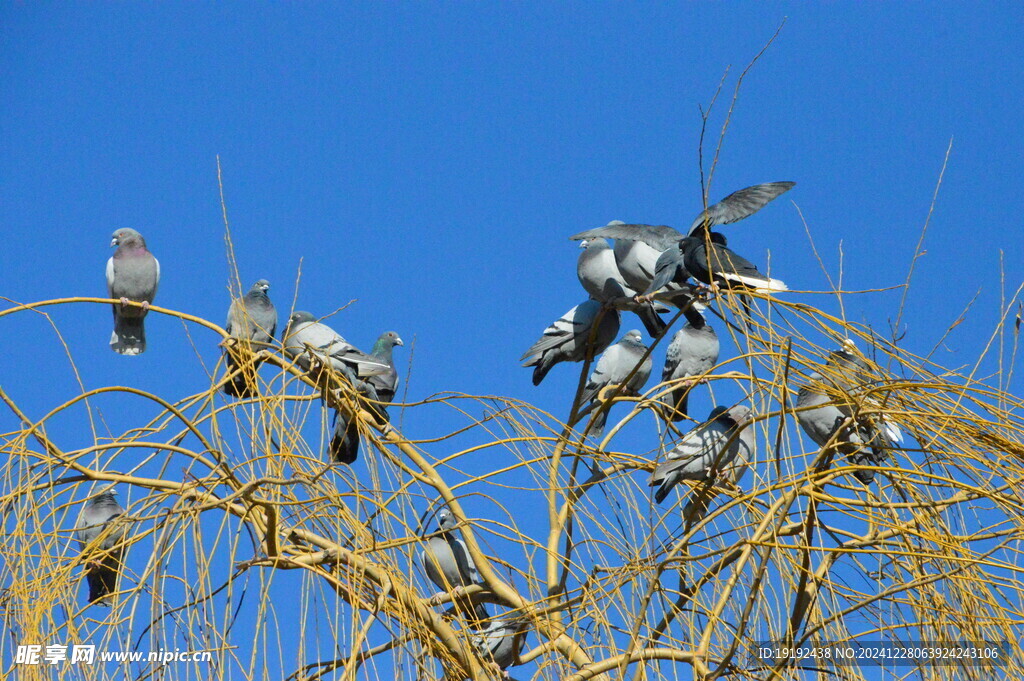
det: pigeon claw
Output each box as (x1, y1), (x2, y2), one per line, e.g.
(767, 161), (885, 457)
(119, 297), (131, 309)
(141, 300), (151, 311)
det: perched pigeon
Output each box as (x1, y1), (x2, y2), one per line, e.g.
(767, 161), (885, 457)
(521, 299), (620, 386)
(676, 234), (787, 294)
(223, 280), (278, 398)
(283, 311), (390, 379)
(650, 404), (755, 503)
(580, 330), (653, 435)
(106, 228), (160, 355)
(576, 237), (633, 301)
(577, 237), (666, 337)
(329, 331), (403, 464)
(420, 508), (489, 628)
(472, 617), (528, 672)
(661, 316), (719, 421)
(796, 342), (901, 484)
(76, 491), (127, 604)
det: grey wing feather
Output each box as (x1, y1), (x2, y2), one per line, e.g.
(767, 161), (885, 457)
(688, 182), (796, 234)
(644, 247), (684, 295)
(570, 224), (683, 252)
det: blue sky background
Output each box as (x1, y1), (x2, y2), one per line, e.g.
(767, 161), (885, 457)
(2, 3), (1023, 679)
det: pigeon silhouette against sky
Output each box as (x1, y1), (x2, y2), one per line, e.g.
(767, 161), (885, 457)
(106, 228), (160, 355)
(576, 237), (666, 336)
(580, 329), (652, 435)
(521, 299), (620, 386)
(650, 404), (755, 503)
(420, 507), (489, 628)
(329, 331), (402, 464)
(76, 491), (127, 604)
(223, 279), (278, 398)
(661, 313), (719, 421)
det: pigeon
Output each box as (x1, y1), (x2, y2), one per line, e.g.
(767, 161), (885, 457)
(676, 234), (787, 295)
(283, 311), (390, 380)
(576, 236), (633, 301)
(577, 237), (666, 337)
(521, 299), (620, 386)
(223, 280), (278, 398)
(796, 342), (901, 484)
(650, 404), (755, 504)
(106, 228), (160, 355)
(328, 331), (403, 464)
(420, 508), (489, 627)
(76, 491), (127, 604)
(471, 617), (529, 672)
(661, 315), (719, 421)
(580, 330), (652, 435)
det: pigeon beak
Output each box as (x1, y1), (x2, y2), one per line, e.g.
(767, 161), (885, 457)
(395, 337), (404, 346)
(110, 237), (119, 248)
(578, 240), (588, 249)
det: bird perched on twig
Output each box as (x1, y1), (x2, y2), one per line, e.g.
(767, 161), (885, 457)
(579, 330), (652, 436)
(222, 279), (277, 398)
(796, 341), (902, 484)
(660, 312), (719, 421)
(521, 299), (620, 386)
(76, 491), (127, 604)
(650, 404), (755, 504)
(106, 228), (160, 355)
(420, 507), (489, 629)
(576, 236), (667, 337)
(283, 311), (390, 380)
(329, 331), (403, 464)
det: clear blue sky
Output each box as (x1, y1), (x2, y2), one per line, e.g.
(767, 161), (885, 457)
(2, 3), (1022, 677)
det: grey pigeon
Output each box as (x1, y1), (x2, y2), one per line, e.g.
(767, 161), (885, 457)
(796, 342), (901, 484)
(76, 491), (126, 604)
(569, 182), (796, 249)
(106, 228), (160, 355)
(661, 315), (719, 421)
(329, 331), (403, 464)
(576, 236), (633, 301)
(577, 237), (666, 337)
(521, 299), (620, 385)
(223, 280), (278, 398)
(471, 617), (529, 672)
(283, 311), (390, 379)
(650, 404), (755, 503)
(420, 508), (489, 628)
(580, 330), (652, 435)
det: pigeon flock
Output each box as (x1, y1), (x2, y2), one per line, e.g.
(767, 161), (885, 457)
(78, 183), (907, 676)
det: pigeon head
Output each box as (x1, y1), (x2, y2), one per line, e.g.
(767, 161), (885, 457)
(110, 228), (146, 249)
(381, 331), (403, 347)
(251, 279), (270, 293)
(727, 404), (754, 425)
(289, 311), (315, 325)
(623, 329), (644, 344)
(436, 508), (458, 531)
